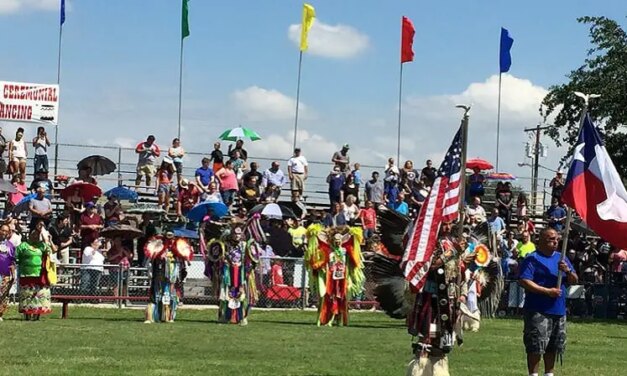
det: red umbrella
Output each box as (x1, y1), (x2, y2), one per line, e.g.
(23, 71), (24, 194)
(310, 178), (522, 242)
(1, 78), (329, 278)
(61, 182), (102, 202)
(486, 172), (516, 181)
(466, 158), (493, 171)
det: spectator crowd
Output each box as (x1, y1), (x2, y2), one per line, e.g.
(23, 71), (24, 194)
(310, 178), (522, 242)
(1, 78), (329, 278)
(0, 128), (625, 319)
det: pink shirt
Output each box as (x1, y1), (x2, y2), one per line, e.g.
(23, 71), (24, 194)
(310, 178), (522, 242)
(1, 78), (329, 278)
(217, 168), (238, 191)
(9, 182), (27, 205)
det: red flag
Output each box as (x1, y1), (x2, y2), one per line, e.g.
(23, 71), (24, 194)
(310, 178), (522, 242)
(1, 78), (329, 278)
(401, 16), (415, 63)
(403, 126), (463, 290)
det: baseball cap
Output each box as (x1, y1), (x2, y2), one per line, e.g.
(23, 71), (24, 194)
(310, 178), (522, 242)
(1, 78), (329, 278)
(85, 202), (95, 209)
(180, 178), (189, 188)
(342, 143), (350, 149)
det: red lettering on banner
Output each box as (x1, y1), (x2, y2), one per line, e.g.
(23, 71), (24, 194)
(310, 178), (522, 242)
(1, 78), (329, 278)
(0, 103), (33, 120)
(1, 84), (58, 103)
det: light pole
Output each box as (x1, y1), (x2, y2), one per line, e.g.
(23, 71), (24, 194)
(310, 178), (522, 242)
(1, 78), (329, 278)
(523, 124), (554, 214)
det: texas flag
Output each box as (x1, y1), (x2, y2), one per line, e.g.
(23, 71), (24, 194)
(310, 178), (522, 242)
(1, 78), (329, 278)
(562, 114), (627, 249)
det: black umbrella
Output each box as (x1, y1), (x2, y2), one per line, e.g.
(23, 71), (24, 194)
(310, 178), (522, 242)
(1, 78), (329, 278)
(570, 217), (597, 237)
(101, 224), (144, 239)
(278, 201), (307, 219)
(77, 155), (116, 176)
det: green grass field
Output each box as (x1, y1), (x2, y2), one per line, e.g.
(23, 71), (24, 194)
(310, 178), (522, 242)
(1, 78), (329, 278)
(1, 307), (626, 375)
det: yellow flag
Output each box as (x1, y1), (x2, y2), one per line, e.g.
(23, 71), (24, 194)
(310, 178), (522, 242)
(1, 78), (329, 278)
(300, 3), (316, 51)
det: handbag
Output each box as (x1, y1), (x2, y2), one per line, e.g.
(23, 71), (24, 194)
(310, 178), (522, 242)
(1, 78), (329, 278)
(44, 253), (58, 285)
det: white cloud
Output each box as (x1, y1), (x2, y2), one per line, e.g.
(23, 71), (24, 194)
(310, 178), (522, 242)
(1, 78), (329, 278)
(231, 86), (309, 122)
(288, 20), (370, 59)
(454, 74), (548, 116)
(247, 129), (337, 163)
(402, 74), (565, 189)
(0, 0), (60, 14)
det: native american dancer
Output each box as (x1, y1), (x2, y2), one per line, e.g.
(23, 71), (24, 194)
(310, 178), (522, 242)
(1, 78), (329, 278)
(371, 208), (501, 376)
(204, 223), (260, 325)
(305, 224), (364, 326)
(143, 232), (192, 323)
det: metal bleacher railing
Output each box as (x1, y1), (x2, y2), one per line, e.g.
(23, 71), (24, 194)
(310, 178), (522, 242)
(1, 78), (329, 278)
(49, 141), (551, 212)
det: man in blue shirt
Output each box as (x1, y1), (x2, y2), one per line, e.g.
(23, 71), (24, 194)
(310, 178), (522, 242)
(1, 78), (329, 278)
(326, 166), (345, 206)
(487, 208), (506, 238)
(545, 198), (567, 232)
(194, 158), (214, 196)
(393, 191), (409, 216)
(518, 228), (578, 376)
(261, 161), (287, 201)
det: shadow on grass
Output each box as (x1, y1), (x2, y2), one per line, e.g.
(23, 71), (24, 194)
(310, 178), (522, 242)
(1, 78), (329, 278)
(48, 316), (227, 325)
(493, 316), (627, 326)
(255, 318), (404, 329)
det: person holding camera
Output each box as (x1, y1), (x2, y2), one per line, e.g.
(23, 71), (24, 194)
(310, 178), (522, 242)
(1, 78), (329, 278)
(49, 214), (75, 265)
(32, 126), (51, 174)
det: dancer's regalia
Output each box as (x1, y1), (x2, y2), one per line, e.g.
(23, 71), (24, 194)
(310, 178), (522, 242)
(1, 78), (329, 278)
(305, 224), (364, 326)
(143, 234), (192, 323)
(372, 208), (501, 376)
(204, 224), (260, 325)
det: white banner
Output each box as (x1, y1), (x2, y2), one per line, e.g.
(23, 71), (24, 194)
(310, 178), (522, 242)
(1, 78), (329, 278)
(0, 80), (59, 125)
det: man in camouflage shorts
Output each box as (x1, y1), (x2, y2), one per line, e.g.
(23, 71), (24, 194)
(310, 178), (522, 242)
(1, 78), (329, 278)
(518, 228), (578, 376)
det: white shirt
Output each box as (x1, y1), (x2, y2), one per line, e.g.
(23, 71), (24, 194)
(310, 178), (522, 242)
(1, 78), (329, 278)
(11, 139), (26, 159)
(34, 136), (48, 156)
(343, 203), (360, 221)
(466, 204), (487, 222)
(287, 156), (308, 174)
(82, 246), (105, 272)
(9, 232), (21, 248)
(385, 164), (399, 178)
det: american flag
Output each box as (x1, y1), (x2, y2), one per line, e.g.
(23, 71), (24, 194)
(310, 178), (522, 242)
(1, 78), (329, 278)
(403, 126), (463, 290)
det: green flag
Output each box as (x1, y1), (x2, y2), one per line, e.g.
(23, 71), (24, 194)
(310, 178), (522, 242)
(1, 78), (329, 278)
(182, 0), (190, 39)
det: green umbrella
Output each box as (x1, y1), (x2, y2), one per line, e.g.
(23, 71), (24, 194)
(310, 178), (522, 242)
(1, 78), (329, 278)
(218, 126), (261, 142)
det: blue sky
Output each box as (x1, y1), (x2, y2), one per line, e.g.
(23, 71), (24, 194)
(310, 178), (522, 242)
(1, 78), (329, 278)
(0, 0), (625, 186)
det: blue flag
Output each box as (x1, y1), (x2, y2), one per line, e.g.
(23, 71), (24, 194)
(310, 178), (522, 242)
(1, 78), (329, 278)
(499, 27), (513, 73)
(60, 0), (66, 25)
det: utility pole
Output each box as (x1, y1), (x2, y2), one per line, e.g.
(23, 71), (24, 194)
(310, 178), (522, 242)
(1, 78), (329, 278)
(523, 124), (552, 214)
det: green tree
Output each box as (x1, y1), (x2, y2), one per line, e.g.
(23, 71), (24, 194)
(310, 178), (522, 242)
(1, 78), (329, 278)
(541, 16), (627, 178)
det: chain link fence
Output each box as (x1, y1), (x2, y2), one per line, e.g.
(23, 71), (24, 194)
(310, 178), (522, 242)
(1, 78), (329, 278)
(52, 264), (133, 306)
(49, 257), (380, 310)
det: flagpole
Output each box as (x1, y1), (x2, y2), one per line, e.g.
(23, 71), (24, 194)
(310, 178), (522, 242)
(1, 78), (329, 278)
(292, 51), (303, 149)
(396, 63), (404, 162)
(53, 12), (63, 176)
(495, 72), (502, 172)
(556, 92), (598, 287)
(456, 105), (471, 239)
(177, 30), (185, 140)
